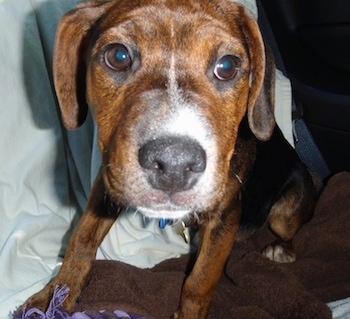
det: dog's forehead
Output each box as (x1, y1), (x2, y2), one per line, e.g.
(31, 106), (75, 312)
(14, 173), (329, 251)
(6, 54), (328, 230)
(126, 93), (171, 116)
(102, 0), (239, 24)
(96, 0), (247, 56)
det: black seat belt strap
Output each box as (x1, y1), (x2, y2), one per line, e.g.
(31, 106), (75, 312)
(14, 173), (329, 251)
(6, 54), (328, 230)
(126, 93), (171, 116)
(257, 0), (331, 180)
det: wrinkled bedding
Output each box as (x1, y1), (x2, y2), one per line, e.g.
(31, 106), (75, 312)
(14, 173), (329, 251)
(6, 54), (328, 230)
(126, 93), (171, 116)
(0, 0), (349, 318)
(72, 172), (350, 319)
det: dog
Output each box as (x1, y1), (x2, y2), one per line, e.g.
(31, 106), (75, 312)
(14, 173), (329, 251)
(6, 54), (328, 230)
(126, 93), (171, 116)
(25, 0), (316, 318)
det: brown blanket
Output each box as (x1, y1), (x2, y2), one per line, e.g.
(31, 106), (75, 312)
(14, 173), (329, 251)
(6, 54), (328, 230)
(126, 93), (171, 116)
(74, 172), (350, 318)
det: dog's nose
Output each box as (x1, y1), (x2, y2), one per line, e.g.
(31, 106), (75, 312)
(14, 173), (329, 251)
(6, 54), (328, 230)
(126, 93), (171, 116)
(139, 137), (206, 193)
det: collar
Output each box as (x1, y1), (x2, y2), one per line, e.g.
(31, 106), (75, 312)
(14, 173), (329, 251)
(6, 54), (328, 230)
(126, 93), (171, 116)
(104, 194), (190, 243)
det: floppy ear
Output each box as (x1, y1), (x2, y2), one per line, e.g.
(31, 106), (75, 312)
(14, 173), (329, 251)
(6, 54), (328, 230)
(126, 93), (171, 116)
(239, 7), (276, 141)
(53, 1), (112, 130)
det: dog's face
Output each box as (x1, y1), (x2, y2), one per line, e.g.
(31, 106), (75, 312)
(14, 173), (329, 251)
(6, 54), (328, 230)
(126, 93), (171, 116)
(54, 0), (275, 219)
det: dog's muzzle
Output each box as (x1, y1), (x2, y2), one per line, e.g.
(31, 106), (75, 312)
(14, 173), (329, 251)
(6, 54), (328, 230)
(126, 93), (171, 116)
(138, 136), (206, 193)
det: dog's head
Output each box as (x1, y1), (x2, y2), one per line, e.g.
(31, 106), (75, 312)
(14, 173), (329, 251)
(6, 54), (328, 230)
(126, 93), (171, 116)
(54, 0), (275, 219)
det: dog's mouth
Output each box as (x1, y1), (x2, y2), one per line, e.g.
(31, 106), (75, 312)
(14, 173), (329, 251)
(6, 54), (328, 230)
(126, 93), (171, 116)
(104, 189), (194, 219)
(136, 206), (192, 219)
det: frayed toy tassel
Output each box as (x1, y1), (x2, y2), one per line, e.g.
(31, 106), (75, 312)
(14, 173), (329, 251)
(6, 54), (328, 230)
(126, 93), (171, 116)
(12, 285), (148, 319)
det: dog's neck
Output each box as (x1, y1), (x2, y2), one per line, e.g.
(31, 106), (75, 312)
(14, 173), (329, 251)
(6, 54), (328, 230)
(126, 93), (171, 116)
(104, 192), (187, 229)
(104, 192), (124, 216)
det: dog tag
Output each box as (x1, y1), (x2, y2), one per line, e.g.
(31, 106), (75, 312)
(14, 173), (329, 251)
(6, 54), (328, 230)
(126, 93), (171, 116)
(174, 221), (189, 244)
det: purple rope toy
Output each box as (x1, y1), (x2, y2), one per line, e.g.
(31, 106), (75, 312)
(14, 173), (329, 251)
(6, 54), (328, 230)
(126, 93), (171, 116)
(13, 286), (148, 319)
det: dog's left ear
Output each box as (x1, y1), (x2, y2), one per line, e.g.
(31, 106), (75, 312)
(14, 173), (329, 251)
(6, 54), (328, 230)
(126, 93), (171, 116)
(53, 1), (113, 130)
(239, 6), (276, 141)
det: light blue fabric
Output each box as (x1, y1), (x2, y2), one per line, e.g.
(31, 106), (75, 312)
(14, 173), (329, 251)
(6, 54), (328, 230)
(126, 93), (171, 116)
(329, 297), (350, 319)
(0, 1), (82, 317)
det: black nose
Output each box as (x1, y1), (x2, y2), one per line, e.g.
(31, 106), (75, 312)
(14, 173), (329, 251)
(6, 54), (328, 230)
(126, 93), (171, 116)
(139, 137), (206, 193)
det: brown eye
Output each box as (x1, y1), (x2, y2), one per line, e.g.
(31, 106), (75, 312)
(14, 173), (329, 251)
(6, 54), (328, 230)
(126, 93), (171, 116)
(214, 55), (240, 80)
(104, 44), (132, 71)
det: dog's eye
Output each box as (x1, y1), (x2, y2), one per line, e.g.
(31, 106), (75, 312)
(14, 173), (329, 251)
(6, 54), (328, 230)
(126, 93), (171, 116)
(214, 55), (240, 81)
(104, 44), (132, 71)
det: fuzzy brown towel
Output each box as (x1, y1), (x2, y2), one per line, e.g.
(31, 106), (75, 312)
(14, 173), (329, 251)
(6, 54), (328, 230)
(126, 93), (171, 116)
(74, 172), (350, 318)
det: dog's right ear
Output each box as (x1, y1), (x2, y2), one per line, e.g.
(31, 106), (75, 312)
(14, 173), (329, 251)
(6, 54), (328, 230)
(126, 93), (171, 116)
(53, 1), (112, 130)
(235, 5), (276, 141)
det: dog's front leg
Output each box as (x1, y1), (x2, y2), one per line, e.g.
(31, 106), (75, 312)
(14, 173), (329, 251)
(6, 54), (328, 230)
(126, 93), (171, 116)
(174, 204), (241, 319)
(25, 172), (118, 311)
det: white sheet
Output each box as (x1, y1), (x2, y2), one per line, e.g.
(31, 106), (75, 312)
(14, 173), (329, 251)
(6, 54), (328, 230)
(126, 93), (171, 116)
(0, 1), (81, 317)
(0, 0), (323, 318)
(329, 297), (350, 319)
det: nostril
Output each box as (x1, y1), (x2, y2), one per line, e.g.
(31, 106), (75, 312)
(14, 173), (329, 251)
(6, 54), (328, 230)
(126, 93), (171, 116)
(151, 161), (163, 171)
(152, 160), (173, 175)
(139, 151), (165, 172)
(189, 154), (206, 173)
(154, 162), (162, 171)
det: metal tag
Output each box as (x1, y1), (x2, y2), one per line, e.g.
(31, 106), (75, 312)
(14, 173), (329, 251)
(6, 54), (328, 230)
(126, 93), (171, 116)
(174, 221), (189, 244)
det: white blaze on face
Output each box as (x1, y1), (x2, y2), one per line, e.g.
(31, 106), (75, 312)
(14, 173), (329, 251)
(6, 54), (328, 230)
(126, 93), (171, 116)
(165, 107), (218, 190)
(166, 52), (216, 155)
(135, 57), (218, 220)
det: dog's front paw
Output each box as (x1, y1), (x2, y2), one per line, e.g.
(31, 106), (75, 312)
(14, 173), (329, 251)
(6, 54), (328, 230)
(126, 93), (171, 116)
(24, 283), (58, 311)
(24, 283), (77, 312)
(173, 308), (200, 319)
(172, 308), (206, 319)
(262, 242), (296, 263)
(173, 297), (210, 319)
